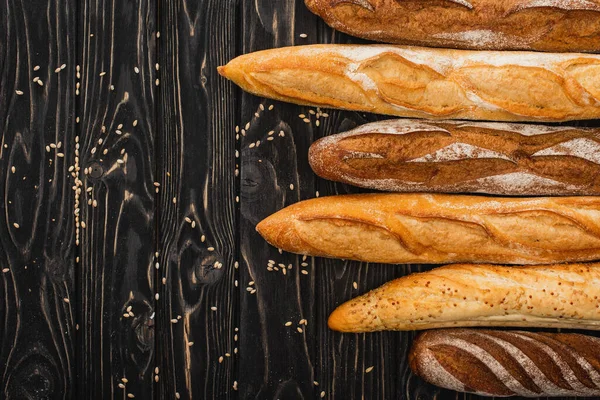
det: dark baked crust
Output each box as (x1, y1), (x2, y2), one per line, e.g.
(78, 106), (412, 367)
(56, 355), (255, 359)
(410, 329), (600, 397)
(309, 119), (600, 195)
(305, 0), (600, 52)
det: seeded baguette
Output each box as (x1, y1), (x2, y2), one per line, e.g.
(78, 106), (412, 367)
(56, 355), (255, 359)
(218, 45), (600, 122)
(305, 0), (600, 52)
(256, 194), (600, 265)
(327, 263), (600, 332)
(409, 329), (600, 397)
(309, 119), (600, 196)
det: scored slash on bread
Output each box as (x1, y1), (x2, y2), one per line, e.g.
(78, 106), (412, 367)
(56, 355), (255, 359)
(409, 329), (600, 397)
(327, 263), (600, 332)
(256, 194), (600, 265)
(218, 45), (600, 122)
(308, 119), (600, 195)
(305, 0), (600, 52)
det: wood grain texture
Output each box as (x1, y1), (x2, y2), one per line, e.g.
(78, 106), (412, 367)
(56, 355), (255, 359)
(0, 0), (76, 398)
(236, 1), (321, 398)
(75, 0), (157, 398)
(3, 0), (600, 398)
(155, 0), (239, 399)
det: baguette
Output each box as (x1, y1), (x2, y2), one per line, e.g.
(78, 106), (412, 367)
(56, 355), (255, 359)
(327, 263), (600, 332)
(217, 45), (600, 122)
(305, 0), (600, 52)
(309, 119), (600, 195)
(409, 329), (600, 397)
(255, 194), (600, 265)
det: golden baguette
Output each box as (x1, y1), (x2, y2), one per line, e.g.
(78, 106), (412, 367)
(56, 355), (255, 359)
(328, 263), (600, 332)
(218, 45), (600, 122)
(255, 194), (600, 265)
(305, 0), (600, 52)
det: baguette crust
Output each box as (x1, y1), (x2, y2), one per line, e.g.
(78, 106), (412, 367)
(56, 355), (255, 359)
(305, 0), (600, 52)
(256, 194), (600, 265)
(327, 263), (600, 332)
(410, 329), (600, 397)
(218, 45), (600, 122)
(309, 119), (600, 195)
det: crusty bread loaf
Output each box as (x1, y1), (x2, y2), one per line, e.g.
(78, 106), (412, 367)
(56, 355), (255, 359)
(327, 263), (600, 332)
(410, 329), (600, 397)
(218, 45), (600, 122)
(305, 0), (600, 52)
(255, 194), (600, 265)
(309, 119), (600, 196)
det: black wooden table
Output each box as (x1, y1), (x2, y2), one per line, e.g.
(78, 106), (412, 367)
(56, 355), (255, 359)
(1, 1), (597, 399)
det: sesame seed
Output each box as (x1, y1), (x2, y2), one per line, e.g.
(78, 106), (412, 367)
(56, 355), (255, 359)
(316, 191), (320, 197)
(33, 65), (40, 71)
(11, 166), (15, 173)
(172, 197), (177, 204)
(285, 321), (292, 327)
(118, 383), (125, 389)
(210, 306), (217, 311)
(201, 235), (206, 242)
(13, 223), (19, 229)
(316, 120), (320, 127)
(300, 33), (308, 38)
(61, 64), (66, 70)
(233, 381), (238, 390)
(2, 268), (9, 273)
(64, 298), (70, 303)
(303, 118), (310, 123)
(207, 247), (214, 252)
(218, 356), (224, 363)
(245, 122), (250, 130)
(122, 378), (129, 383)
(155, 63), (159, 71)
(156, 32), (161, 38)
(320, 391), (325, 398)
(353, 282), (358, 289)
(155, 293), (159, 300)
(188, 342), (194, 347)
(99, 72), (106, 76)
(127, 394), (134, 399)
(301, 270), (308, 275)
(154, 375), (159, 383)
(15, 90), (23, 95)
(314, 381), (319, 386)
(297, 327), (303, 333)
(134, 67), (139, 74)
(249, 143), (255, 149)
(155, 79), (159, 86)
(299, 319), (307, 325)
(289, 184), (294, 190)
(171, 319), (178, 324)
(365, 366), (374, 373)
(37, 80), (44, 86)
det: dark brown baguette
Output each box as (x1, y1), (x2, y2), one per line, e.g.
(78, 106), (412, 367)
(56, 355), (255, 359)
(327, 263), (600, 332)
(256, 194), (600, 265)
(305, 0), (600, 52)
(309, 119), (600, 196)
(410, 329), (600, 397)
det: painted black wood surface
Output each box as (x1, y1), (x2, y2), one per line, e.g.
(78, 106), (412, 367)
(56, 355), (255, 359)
(1, 0), (599, 399)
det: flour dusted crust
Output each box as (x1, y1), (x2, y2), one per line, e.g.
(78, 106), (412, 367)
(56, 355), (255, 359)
(327, 263), (600, 332)
(410, 329), (600, 397)
(309, 119), (600, 195)
(305, 0), (600, 52)
(218, 45), (600, 122)
(255, 194), (600, 265)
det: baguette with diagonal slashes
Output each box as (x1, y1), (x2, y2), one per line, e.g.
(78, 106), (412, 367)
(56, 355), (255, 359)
(218, 45), (600, 122)
(256, 194), (600, 265)
(409, 329), (600, 397)
(309, 119), (600, 195)
(305, 0), (600, 52)
(327, 263), (600, 332)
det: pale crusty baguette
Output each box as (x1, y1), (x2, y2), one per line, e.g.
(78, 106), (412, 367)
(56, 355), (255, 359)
(309, 119), (600, 195)
(327, 263), (600, 332)
(255, 194), (600, 265)
(410, 329), (600, 397)
(305, 0), (600, 52)
(217, 45), (600, 122)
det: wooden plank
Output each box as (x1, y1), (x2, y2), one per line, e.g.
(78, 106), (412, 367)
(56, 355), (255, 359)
(0, 0), (76, 398)
(155, 0), (239, 398)
(75, 0), (158, 398)
(236, 1), (323, 398)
